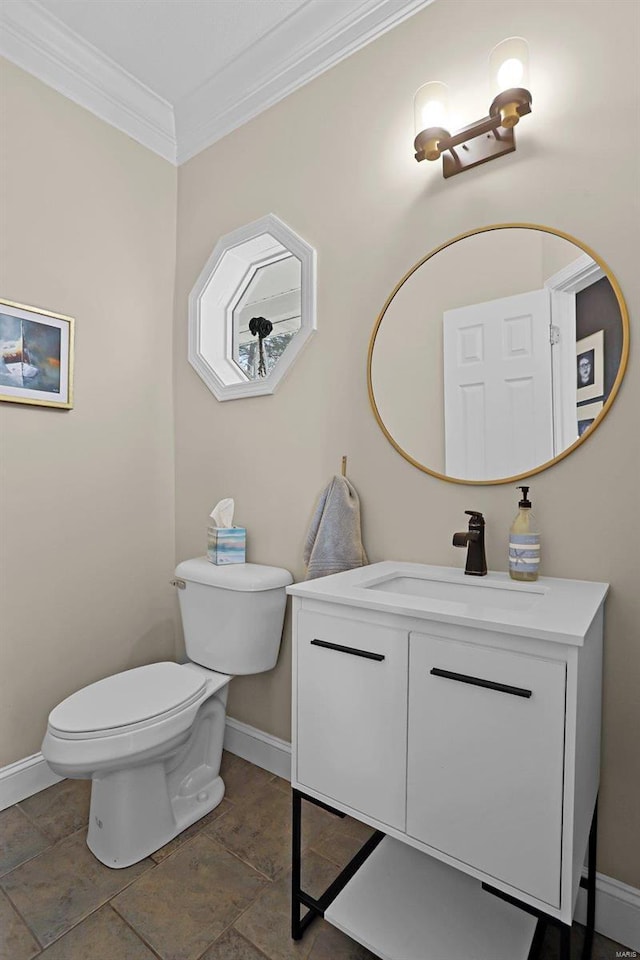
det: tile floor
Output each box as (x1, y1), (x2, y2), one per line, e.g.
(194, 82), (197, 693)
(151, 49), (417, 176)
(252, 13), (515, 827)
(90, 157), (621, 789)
(0, 752), (631, 960)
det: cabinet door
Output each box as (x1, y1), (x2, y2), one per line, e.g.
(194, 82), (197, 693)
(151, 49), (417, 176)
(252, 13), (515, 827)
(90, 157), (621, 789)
(296, 611), (408, 830)
(407, 633), (565, 906)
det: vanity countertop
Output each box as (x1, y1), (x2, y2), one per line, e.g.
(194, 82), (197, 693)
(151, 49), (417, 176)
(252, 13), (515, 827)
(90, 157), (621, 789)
(287, 561), (608, 645)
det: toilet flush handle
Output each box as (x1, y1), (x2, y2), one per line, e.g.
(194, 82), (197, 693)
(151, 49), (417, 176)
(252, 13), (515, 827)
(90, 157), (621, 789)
(170, 578), (186, 589)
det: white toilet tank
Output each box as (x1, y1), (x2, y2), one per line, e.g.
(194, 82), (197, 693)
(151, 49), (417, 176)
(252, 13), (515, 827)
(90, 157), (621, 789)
(174, 558), (293, 675)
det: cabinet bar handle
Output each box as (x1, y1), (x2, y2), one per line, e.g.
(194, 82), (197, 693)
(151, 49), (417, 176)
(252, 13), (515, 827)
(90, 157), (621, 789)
(429, 667), (532, 698)
(311, 639), (385, 661)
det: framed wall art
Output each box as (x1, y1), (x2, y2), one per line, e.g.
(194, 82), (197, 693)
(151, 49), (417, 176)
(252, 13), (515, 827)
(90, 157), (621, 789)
(0, 299), (74, 409)
(577, 399), (604, 437)
(576, 330), (603, 404)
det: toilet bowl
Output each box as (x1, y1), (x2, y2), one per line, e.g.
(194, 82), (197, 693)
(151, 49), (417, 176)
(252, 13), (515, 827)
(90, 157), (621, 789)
(42, 559), (292, 868)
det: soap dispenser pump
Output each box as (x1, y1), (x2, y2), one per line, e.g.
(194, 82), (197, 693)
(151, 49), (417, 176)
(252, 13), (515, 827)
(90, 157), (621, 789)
(509, 486), (540, 582)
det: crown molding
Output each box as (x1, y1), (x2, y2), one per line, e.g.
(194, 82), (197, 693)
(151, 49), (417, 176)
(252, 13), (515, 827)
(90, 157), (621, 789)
(175, 0), (435, 164)
(0, 0), (434, 166)
(0, 0), (176, 163)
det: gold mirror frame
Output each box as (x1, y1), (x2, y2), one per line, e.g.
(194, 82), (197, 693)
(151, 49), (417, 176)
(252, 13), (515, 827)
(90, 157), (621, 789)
(368, 223), (630, 485)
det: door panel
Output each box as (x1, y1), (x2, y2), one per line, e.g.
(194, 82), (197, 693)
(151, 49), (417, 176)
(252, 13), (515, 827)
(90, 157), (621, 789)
(296, 611), (408, 830)
(443, 289), (552, 479)
(407, 633), (565, 906)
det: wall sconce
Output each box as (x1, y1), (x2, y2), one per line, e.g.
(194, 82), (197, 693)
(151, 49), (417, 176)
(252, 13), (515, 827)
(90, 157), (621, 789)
(414, 38), (532, 178)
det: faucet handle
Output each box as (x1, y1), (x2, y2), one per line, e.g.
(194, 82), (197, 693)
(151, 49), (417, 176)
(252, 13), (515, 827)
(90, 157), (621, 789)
(465, 510), (485, 523)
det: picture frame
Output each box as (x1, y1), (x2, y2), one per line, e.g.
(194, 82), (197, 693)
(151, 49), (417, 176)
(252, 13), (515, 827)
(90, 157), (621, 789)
(577, 399), (604, 438)
(576, 330), (603, 404)
(0, 299), (74, 409)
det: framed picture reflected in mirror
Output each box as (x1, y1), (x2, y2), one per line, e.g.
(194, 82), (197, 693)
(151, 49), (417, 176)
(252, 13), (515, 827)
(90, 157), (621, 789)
(576, 330), (603, 403)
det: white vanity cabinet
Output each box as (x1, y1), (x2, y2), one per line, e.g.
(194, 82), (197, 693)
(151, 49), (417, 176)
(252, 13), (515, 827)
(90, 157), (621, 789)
(406, 633), (565, 907)
(289, 562), (607, 960)
(296, 610), (408, 830)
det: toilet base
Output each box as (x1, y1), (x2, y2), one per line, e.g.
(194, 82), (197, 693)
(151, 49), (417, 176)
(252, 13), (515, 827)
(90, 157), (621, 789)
(87, 768), (226, 868)
(86, 691), (228, 868)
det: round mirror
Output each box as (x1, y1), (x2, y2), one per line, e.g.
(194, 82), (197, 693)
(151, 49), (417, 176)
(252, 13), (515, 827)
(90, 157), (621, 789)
(368, 224), (629, 484)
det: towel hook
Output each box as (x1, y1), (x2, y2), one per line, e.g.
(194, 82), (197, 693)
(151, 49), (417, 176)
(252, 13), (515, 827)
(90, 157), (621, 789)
(341, 456), (347, 477)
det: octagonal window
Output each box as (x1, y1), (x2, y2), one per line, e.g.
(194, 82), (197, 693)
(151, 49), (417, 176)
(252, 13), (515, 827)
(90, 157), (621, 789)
(188, 215), (316, 401)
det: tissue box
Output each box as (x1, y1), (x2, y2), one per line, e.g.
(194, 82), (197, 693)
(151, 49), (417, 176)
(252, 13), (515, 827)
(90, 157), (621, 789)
(207, 525), (246, 565)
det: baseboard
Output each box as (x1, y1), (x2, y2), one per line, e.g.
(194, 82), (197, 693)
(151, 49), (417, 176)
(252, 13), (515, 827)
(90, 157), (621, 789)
(0, 722), (290, 813)
(575, 872), (640, 951)
(1, 740), (637, 952)
(223, 716), (291, 782)
(0, 752), (63, 811)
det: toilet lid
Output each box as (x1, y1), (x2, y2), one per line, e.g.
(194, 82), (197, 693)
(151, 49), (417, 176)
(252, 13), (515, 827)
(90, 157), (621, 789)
(48, 662), (207, 735)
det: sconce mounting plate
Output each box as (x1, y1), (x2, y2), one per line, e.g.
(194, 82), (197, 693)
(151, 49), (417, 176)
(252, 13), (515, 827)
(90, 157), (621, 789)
(442, 125), (515, 178)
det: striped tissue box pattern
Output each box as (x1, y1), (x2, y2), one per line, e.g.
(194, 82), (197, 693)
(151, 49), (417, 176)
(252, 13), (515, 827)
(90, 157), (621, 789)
(207, 526), (246, 564)
(509, 533), (540, 575)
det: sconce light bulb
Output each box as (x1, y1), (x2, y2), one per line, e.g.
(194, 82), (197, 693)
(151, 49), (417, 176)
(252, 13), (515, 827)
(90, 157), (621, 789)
(421, 99), (448, 130)
(497, 57), (524, 91)
(414, 81), (450, 137)
(489, 37), (530, 96)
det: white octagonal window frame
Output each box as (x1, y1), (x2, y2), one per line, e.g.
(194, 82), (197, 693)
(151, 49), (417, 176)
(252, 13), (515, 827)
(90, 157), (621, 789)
(188, 214), (316, 401)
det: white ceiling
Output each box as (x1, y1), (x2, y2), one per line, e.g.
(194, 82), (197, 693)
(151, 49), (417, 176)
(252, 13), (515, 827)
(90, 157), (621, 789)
(0, 0), (435, 165)
(36, 0), (311, 104)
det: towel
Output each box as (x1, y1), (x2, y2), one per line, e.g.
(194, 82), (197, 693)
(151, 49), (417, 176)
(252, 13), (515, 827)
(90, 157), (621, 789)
(304, 475), (368, 580)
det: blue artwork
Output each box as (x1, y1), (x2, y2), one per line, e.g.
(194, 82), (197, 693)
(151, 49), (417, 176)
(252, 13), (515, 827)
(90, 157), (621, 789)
(0, 313), (62, 393)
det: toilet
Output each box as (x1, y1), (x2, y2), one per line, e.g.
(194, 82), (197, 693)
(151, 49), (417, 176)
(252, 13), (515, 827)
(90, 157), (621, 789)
(41, 558), (292, 868)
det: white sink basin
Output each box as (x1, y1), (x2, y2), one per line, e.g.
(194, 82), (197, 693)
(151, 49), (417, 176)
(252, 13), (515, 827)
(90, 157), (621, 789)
(366, 575), (543, 612)
(287, 561), (609, 645)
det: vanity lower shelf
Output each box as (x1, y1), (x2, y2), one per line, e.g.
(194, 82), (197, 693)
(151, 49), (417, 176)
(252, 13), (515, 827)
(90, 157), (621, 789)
(324, 836), (537, 960)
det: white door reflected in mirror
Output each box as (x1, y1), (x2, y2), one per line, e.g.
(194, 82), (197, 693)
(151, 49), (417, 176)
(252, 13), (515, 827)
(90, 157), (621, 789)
(369, 225), (628, 484)
(443, 288), (553, 480)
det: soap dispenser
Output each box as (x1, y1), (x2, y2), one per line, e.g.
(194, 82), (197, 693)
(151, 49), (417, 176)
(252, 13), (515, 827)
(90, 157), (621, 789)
(509, 486), (540, 582)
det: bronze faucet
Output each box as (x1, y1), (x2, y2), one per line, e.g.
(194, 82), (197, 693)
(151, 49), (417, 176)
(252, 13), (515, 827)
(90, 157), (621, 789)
(453, 511), (487, 576)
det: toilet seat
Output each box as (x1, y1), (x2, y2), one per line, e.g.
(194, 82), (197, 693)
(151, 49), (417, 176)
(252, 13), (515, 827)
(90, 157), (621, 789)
(48, 662), (209, 740)
(43, 662), (231, 777)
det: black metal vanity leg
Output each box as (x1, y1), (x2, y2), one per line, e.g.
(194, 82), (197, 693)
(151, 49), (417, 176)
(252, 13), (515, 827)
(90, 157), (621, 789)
(559, 922), (571, 960)
(291, 788), (302, 940)
(290, 788), (382, 943)
(581, 799), (598, 960)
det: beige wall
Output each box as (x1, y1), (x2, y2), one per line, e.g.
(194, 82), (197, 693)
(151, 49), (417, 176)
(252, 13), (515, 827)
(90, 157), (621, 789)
(0, 61), (179, 765)
(174, 0), (639, 887)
